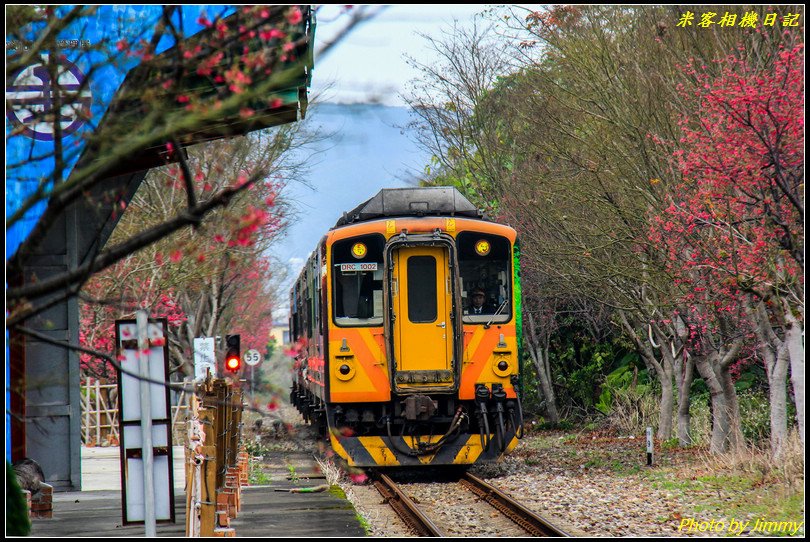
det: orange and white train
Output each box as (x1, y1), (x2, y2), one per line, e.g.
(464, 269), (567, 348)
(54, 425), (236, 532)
(290, 187), (524, 466)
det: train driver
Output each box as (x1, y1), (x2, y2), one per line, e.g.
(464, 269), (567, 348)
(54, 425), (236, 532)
(468, 287), (495, 315)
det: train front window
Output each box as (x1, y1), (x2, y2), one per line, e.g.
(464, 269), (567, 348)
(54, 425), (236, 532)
(457, 232), (511, 324)
(332, 234), (385, 326)
(407, 255), (437, 323)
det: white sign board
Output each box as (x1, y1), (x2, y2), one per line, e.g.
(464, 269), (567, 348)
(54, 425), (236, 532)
(116, 317), (175, 525)
(243, 349), (261, 367)
(194, 337), (217, 380)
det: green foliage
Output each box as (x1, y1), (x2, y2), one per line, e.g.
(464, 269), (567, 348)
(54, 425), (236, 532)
(592, 353), (662, 434)
(688, 393), (712, 446)
(244, 437), (272, 457)
(553, 334), (639, 419)
(518, 352), (546, 418)
(287, 464), (299, 483)
(662, 437), (680, 450)
(6, 462), (31, 536)
(328, 485), (347, 499)
(595, 354), (649, 415)
(248, 466), (271, 486)
(265, 336), (277, 359)
(737, 391), (772, 445)
(354, 511), (372, 536)
(536, 419), (574, 431)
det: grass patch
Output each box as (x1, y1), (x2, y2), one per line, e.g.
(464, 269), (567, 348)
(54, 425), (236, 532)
(639, 434), (804, 533)
(249, 467), (271, 485)
(516, 427), (803, 535)
(287, 463), (299, 483)
(329, 484), (347, 499)
(247, 457), (272, 485)
(354, 512), (373, 536)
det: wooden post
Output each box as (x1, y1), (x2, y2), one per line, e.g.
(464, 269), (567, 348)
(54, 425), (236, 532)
(84, 378), (91, 444)
(190, 377), (242, 537)
(199, 408), (217, 537)
(185, 392), (198, 536)
(94, 378), (101, 445)
(173, 384), (187, 427)
(108, 382), (120, 442)
(215, 381), (227, 489)
(98, 386), (110, 444)
(185, 409), (193, 536)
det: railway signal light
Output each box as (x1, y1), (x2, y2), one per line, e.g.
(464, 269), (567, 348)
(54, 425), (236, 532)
(224, 334), (241, 373)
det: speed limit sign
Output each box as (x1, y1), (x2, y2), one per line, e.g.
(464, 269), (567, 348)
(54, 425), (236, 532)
(243, 349), (261, 366)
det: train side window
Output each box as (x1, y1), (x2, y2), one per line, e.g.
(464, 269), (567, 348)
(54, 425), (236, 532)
(457, 232), (512, 324)
(332, 234), (385, 327)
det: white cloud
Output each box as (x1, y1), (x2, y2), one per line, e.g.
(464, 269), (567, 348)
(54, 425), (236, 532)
(313, 5), (498, 106)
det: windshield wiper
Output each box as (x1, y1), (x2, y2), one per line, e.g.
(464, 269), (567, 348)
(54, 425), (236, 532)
(484, 299), (509, 328)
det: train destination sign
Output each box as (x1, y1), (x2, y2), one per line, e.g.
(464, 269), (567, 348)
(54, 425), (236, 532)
(339, 262), (378, 272)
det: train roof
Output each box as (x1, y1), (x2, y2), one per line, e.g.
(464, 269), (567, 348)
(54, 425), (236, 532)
(334, 186), (486, 227)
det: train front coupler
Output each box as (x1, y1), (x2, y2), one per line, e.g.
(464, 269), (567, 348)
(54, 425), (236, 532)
(474, 384), (492, 450)
(491, 383), (508, 452)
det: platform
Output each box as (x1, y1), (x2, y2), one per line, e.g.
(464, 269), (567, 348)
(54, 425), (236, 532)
(29, 447), (366, 537)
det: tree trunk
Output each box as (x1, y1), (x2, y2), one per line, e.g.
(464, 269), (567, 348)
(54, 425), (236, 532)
(747, 297), (789, 458)
(784, 305), (805, 446)
(718, 363), (745, 452)
(676, 354), (695, 446)
(525, 311), (560, 424)
(769, 344), (790, 458)
(658, 370), (674, 441)
(529, 344), (560, 424)
(695, 353), (729, 453)
(619, 311), (673, 440)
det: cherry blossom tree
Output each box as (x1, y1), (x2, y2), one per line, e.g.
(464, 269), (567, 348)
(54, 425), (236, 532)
(78, 134), (293, 382)
(651, 44), (805, 453)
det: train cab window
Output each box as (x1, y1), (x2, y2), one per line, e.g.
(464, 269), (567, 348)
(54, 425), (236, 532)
(407, 256), (437, 323)
(457, 232), (511, 324)
(332, 234), (385, 326)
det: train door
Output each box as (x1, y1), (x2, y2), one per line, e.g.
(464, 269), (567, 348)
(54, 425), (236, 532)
(391, 245), (455, 392)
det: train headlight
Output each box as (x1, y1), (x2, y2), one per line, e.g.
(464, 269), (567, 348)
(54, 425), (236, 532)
(493, 357), (511, 377)
(351, 242), (367, 259)
(474, 239), (491, 256)
(335, 362), (356, 381)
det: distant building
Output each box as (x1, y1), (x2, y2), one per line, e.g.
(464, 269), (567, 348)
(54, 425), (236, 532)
(270, 322), (290, 346)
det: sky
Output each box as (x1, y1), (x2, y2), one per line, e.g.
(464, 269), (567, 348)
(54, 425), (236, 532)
(310, 4), (504, 106)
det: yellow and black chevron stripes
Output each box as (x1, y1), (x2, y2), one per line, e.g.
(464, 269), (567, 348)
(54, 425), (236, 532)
(328, 431), (520, 467)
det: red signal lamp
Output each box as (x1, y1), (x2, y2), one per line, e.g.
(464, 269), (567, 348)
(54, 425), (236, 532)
(225, 355), (241, 372)
(224, 334), (241, 373)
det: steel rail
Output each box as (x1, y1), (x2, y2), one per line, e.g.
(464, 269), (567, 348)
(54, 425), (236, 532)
(371, 472), (446, 537)
(460, 472), (570, 537)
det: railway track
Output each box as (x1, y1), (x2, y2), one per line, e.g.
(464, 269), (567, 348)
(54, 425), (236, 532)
(371, 472), (446, 537)
(459, 472), (569, 537)
(370, 470), (569, 537)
